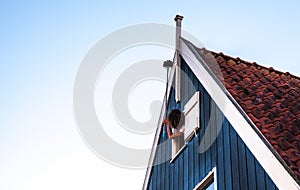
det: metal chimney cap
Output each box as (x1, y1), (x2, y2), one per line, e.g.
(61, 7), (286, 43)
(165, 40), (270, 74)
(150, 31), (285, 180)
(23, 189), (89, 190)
(174, 15), (184, 21)
(163, 60), (174, 68)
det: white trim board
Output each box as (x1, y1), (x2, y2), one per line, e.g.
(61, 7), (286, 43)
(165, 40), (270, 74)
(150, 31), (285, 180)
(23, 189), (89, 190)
(142, 53), (177, 190)
(170, 144), (187, 163)
(180, 38), (300, 190)
(183, 91), (200, 141)
(193, 167), (217, 190)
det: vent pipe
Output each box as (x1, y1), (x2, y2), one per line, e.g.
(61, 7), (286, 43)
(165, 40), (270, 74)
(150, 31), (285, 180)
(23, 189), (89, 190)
(174, 15), (183, 103)
(174, 15), (183, 52)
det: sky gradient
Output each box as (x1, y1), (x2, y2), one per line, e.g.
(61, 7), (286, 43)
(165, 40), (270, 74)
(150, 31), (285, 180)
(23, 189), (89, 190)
(1, 1), (300, 189)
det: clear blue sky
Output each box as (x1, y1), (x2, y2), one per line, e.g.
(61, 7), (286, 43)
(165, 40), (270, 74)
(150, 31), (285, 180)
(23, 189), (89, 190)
(1, 1), (299, 189)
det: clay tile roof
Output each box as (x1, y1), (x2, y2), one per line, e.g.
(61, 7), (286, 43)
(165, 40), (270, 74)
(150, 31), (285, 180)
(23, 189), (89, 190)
(197, 48), (300, 181)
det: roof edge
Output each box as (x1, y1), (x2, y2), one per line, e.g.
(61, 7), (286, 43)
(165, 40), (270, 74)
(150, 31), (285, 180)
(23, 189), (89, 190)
(142, 54), (177, 190)
(207, 49), (300, 81)
(181, 37), (300, 189)
(182, 38), (300, 184)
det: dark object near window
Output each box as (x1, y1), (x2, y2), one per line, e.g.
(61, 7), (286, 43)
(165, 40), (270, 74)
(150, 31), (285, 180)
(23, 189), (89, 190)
(168, 109), (185, 129)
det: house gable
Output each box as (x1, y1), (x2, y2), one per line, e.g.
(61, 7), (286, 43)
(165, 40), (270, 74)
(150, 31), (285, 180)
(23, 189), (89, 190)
(146, 57), (279, 190)
(143, 39), (300, 190)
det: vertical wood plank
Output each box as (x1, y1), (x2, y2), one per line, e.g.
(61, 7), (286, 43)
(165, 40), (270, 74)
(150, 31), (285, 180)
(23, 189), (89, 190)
(210, 100), (217, 168)
(152, 164), (157, 190)
(216, 107), (225, 190)
(187, 64), (194, 100)
(223, 120), (233, 190)
(165, 141), (170, 190)
(161, 139), (166, 190)
(198, 87), (206, 181)
(237, 135), (249, 190)
(204, 91), (211, 175)
(190, 66), (197, 188)
(170, 162), (174, 190)
(157, 140), (161, 189)
(255, 160), (266, 190)
(188, 142), (194, 189)
(174, 159), (179, 190)
(184, 147), (189, 190)
(246, 148), (257, 190)
(193, 133), (200, 187)
(265, 171), (276, 190)
(230, 126), (241, 190)
(183, 59), (188, 105)
(178, 154), (184, 190)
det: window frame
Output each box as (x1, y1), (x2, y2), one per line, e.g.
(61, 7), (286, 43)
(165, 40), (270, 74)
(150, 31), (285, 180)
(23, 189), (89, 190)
(193, 167), (217, 190)
(170, 143), (187, 163)
(170, 91), (200, 162)
(183, 91), (200, 142)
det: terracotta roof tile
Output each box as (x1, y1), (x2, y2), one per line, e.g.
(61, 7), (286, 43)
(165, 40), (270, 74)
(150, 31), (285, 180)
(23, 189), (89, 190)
(197, 48), (300, 181)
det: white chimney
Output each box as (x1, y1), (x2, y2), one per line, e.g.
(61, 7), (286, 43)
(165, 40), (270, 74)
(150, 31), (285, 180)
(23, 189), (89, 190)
(174, 15), (183, 52)
(174, 15), (183, 103)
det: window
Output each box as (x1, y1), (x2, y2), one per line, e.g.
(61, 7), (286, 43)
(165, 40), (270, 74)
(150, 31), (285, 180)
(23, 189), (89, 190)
(183, 91), (200, 141)
(193, 167), (217, 190)
(170, 91), (200, 162)
(171, 136), (185, 161)
(204, 182), (215, 190)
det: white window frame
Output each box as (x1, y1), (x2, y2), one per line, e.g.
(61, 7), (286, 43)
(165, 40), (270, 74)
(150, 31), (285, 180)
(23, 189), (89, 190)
(170, 91), (200, 163)
(193, 167), (217, 190)
(175, 64), (181, 102)
(170, 143), (187, 163)
(183, 91), (200, 142)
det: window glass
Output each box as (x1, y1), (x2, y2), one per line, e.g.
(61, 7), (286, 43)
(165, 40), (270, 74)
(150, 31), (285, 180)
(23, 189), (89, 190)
(205, 182), (214, 190)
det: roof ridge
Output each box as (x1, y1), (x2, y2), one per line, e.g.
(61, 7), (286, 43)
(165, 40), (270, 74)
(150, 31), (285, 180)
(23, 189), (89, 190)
(200, 48), (300, 81)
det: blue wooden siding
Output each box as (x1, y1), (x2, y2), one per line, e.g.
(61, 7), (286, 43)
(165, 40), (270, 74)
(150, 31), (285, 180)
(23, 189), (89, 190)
(147, 58), (278, 190)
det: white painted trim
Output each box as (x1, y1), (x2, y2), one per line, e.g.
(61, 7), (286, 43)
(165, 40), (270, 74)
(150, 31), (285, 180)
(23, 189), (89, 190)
(181, 38), (300, 190)
(170, 144), (187, 163)
(193, 167), (217, 190)
(184, 91), (199, 115)
(214, 167), (217, 190)
(184, 91), (200, 141)
(175, 56), (181, 102)
(142, 56), (177, 190)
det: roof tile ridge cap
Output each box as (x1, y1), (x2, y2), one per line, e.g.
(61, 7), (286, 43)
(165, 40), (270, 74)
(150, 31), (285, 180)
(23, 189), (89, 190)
(190, 41), (300, 80)
(258, 64), (300, 80)
(203, 50), (255, 68)
(207, 50), (300, 81)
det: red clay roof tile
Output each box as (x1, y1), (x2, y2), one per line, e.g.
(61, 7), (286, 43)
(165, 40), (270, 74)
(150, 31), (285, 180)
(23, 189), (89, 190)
(197, 48), (300, 181)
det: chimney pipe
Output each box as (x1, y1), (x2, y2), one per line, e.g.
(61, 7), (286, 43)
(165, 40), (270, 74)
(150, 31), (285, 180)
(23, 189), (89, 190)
(174, 15), (183, 103)
(174, 15), (183, 52)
